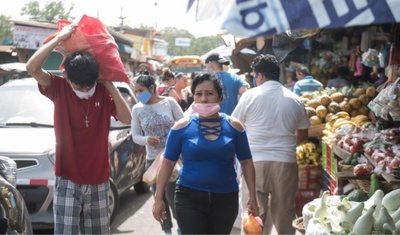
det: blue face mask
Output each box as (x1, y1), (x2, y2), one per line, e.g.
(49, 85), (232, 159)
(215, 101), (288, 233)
(137, 90), (151, 104)
(253, 74), (258, 87)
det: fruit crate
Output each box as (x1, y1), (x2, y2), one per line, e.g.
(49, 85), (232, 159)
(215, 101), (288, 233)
(298, 164), (322, 190)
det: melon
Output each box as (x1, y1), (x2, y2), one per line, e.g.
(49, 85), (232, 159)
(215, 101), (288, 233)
(305, 107), (317, 118)
(330, 92), (345, 103)
(349, 98), (361, 109)
(339, 100), (352, 113)
(358, 94), (370, 106)
(307, 99), (320, 109)
(328, 101), (341, 114)
(310, 115), (323, 126)
(354, 88), (366, 98)
(366, 86), (378, 98)
(316, 105), (328, 119)
(319, 94), (332, 107)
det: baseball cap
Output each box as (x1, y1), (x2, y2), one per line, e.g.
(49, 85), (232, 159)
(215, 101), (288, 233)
(205, 53), (230, 65)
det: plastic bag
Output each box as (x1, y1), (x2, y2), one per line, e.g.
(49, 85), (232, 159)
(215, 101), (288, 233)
(242, 213), (263, 235)
(142, 150), (180, 184)
(44, 15), (130, 83)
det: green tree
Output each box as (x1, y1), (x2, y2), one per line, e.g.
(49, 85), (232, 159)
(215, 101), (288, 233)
(157, 27), (223, 56)
(0, 15), (13, 43)
(21, 0), (74, 22)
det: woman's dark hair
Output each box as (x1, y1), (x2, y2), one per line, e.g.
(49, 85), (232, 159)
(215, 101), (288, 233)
(134, 74), (156, 93)
(161, 68), (175, 82)
(191, 73), (223, 102)
(251, 54), (280, 81)
(63, 51), (99, 87)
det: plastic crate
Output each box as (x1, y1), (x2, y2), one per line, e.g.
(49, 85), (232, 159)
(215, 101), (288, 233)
(298, 164), (322, 190)
(321, 141), (326, 169)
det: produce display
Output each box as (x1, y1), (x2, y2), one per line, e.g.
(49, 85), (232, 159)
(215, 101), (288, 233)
(303, 188), (400, 234)
(296, 141), (321, 165)
(301, 85), (377, 127)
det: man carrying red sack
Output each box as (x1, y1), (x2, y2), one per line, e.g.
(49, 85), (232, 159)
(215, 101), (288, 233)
(26, 23), (132, 234)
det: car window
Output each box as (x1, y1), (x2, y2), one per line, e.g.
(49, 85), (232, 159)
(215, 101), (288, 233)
(0, 83), (54, 126)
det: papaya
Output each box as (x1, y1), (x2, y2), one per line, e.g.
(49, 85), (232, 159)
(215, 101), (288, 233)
(369, 173), (381, 197)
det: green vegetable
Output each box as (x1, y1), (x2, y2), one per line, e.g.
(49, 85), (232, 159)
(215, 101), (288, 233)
(382, 189), (400, 211)
(314, 191), (330, 220)
(342, 202), (364, 225)
(369, 173), (381, 197)
(348, 189), (369, 202)
(375, 206), (395, 234)
(364, 189), (384, 219)
(351, 205), (376, 234)
(345, 156), (353, 165)
(391, 207), (400, 223)
(351, 158), (358, 166)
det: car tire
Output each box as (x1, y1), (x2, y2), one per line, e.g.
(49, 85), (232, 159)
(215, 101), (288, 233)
(108, 180), (119, 224)
(134, 180), (150, 194)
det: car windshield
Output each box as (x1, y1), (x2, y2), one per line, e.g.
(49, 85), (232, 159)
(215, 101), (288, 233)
(0, 81), (54, 127)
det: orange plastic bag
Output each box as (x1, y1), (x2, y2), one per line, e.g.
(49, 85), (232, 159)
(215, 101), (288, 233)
(44, 15), (130, 83)
(242, 213), (263, 235)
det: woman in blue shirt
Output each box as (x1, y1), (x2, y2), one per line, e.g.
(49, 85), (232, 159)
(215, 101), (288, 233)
(152, 73), (258, 234)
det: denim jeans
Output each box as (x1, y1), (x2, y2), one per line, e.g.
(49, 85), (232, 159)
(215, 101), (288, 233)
(175, 185), (238, 234)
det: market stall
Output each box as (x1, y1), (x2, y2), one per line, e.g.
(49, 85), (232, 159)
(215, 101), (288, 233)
(294, 43), (400, 233)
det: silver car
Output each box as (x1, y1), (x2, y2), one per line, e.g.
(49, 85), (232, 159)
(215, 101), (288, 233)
(0, 78), (149, 230)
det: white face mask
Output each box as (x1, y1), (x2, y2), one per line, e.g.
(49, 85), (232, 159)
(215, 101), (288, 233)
(72, 83), (96, 99)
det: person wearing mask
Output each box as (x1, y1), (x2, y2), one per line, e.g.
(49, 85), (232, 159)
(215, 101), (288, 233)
(131, 74), (184, 235)
(326, 66), (351, 88)
(293, 65), (323, 96)
(152, 73), (258, 234)
(205, 53), (248, 115)
(26, 24), (132, 234)
(232, 54), (309, 234)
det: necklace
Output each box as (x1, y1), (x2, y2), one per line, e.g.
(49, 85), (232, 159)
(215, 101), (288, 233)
(79, 99), (91, 128)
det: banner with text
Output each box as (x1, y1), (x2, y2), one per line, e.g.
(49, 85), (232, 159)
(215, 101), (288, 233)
(187, 0), (400, 38)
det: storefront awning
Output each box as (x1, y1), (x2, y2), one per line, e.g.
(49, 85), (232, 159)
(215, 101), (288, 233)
(118, 43), (133, 54)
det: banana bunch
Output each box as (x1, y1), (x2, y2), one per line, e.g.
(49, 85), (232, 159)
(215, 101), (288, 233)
(325, 112), (355, 133)
(322, 112), (356, 143)
(350, 114), (372, 127)
(296, 141), (321, 165)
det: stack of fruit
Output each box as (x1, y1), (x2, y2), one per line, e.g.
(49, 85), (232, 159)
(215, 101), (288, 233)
(296, 141), (322, 165)
(301, 86), (377, 127)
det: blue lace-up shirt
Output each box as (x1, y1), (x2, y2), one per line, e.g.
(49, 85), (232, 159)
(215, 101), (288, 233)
(164, 113), (252, 193)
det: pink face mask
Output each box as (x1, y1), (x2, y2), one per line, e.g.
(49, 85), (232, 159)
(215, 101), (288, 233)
(191, 103), (220, 117)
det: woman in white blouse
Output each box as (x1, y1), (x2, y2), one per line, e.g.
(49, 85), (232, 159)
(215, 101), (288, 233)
(131, 74), (184, 235)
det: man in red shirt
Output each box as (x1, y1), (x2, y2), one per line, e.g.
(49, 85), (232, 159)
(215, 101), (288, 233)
(26, 24), (132, 234)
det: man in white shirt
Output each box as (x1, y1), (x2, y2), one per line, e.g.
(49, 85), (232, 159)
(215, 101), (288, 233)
(232, 54), (310, 234)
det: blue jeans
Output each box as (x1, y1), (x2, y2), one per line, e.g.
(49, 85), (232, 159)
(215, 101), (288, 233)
(175, 185), (238, 234)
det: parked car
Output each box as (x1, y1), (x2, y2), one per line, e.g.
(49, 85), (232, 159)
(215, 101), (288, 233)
(0, 77), (149, 230)
(0, 156), (33, 234)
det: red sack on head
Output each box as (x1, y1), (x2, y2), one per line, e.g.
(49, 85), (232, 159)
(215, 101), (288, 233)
(45, 15), (130, 83)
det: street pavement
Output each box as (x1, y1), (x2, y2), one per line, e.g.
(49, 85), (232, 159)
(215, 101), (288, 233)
(110, 188), (302, 235)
